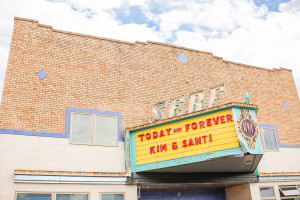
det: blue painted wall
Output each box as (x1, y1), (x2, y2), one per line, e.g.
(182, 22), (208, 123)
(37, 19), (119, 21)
(140, 189), (226, 200)
(259, 124), (300, 148)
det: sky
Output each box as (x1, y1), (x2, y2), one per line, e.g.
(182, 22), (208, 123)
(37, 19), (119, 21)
(0, 0), (300, 102)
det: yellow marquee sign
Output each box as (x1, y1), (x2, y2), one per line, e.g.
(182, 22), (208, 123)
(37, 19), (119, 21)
(134, 109), (240, 166)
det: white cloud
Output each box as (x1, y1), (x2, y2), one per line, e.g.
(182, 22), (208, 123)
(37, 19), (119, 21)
(64, 0), (124, 10)
(0, 45), (9, 103)
(126, 0), (149, 7)
(279, 0), (300, 12)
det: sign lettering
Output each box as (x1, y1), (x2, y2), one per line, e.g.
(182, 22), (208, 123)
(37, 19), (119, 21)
(136, 109), (239, 166)
(153, 84), (225, 121)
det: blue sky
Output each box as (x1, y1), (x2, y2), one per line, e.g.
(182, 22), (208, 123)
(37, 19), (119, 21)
(113, 0), (289, 27)
(254, 0), (291, 11)
(0, 0), (300, 101)
(111, 0), (294, 33)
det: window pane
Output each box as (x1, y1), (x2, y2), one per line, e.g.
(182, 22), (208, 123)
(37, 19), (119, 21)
(280, 187), (300, 196)
(56, 194), (88, 200)
(95, 115), (117, 146)
(101, 194), (124, 200)
(17, 193), (51, 200)
(281, 199), (300, 200)
(262, 128), (278, 150)
(260, 187), (275, 198)
(70, 113), (92, 144)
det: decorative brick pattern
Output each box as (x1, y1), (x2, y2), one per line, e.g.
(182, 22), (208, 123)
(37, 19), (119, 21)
(177, 53), (188, 64)
(37, 70), (47, 80)
(0, 17), (299, 145)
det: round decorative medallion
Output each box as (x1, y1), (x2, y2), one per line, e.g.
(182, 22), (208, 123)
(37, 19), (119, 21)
(241, 119), (256, 137)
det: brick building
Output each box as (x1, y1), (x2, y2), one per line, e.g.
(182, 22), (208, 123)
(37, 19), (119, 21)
(0, 17), (299, 200)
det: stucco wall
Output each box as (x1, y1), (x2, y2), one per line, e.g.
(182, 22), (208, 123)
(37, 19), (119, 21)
(225, 183), (252, 200)
(0, 134), (125, 173)
(0, 133), (130, 199)
(259, 148), (300, 173)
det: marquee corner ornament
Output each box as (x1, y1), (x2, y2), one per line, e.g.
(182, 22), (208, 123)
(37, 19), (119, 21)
(237, 109), (259, 149)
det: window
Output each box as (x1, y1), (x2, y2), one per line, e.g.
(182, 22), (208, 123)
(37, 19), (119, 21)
(260, 187), (276, 200)
(260, 127), (279, 151)
(16, 193), (52, 200)
(16, 193), (88, 200)
(70, 112), (118, 146)
(100, 193), (124, 200)
(279, 185), (300, 200)
(56, 194), (89, 200)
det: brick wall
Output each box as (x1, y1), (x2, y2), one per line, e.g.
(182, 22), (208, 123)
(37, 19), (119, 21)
(1, 17), (299, 144)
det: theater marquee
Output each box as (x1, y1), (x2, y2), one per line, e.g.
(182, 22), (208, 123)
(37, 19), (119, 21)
(129, 103), (263, 173)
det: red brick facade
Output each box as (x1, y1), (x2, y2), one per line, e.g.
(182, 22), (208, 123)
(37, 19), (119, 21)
(1, 17), (299, 144)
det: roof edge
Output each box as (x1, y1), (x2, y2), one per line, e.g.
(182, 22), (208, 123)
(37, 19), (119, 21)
(224, 60), (292, 72)
(146, 40), (213, 55)
(13, 17), (293, 72)
(15, 17), (38, 23)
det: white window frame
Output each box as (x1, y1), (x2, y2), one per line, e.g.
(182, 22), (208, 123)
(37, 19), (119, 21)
(259, 186), (276, 200)
(70, 112), (118, 147)
(15, 192), (90, 200)
(100, 192), (125, 200)
(15, 192), (53, 200)
(260, 127), (279, 152)
(279, 185), (300, 199)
